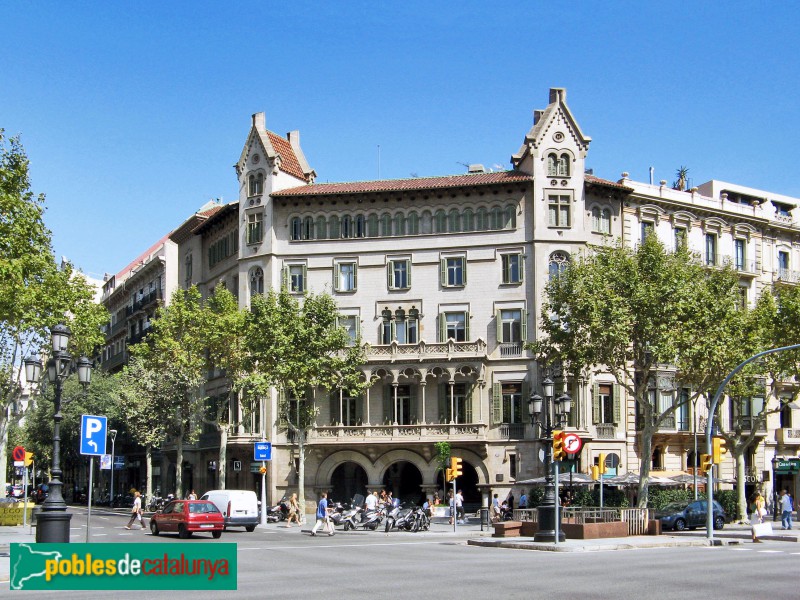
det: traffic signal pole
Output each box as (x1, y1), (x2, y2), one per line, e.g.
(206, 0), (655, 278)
(705, 343), (800, 541)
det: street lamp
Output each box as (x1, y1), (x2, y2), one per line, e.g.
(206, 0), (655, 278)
(109, 429), (118, 508)
(529, 377), (572, 543)
(24, 324), (92, 543)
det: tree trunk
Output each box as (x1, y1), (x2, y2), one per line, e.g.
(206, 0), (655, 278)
(298, 429), (306, 524)
(145, 444), (153, 502)
(0, 408), (9, 494)
(735, 452), (747, 522)
(637, 424), (655, 508)
(175, 428), (184, 499)
(218, 424), (229, 490)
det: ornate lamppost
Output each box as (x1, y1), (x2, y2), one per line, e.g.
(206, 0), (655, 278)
(529, 377), (572, 543)
(25, 324), (92, 543)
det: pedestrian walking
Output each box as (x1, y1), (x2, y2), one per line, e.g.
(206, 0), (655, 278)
(187, 489), (197, 500)
(456, 489), (465, 523)
(310, 491), (335, 537)
(125, 491), (146, 530)
(491, 493), (501, 523)
(285, 492), (301, 527)
(750, 491), (766, 542)
(519, 491), (528, 510)
(780, 489), (793, 530)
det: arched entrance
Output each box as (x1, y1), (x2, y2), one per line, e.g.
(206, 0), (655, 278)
(330, 462), (368, 504)
(382, 461), (423, 505)
(436, 461), (481, 512)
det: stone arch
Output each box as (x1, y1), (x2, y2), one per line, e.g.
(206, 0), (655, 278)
(317, 450), (376, 484)
(373, 448), (428, 483)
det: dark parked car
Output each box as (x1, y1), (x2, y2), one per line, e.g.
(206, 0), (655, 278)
(150, 499), (224, 539)
(656, 500), (726, 531)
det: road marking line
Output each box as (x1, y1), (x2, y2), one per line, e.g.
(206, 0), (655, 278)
(239, 540), (457, 551)
(757, 550), (783, 553)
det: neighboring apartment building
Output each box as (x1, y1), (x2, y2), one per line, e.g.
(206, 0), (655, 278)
(130, 88), (799, 510)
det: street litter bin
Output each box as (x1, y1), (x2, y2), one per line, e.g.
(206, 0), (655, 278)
(480, 507), (490, 531)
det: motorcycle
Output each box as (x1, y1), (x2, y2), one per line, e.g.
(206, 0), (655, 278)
(356, 505), (386, 530)
(267, 496), (289, 522)
(385, 503), (417, 532)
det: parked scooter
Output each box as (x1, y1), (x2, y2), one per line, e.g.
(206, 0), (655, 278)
(356, 505), (386, 530)
(385, 503), (417, 532)
(267, 496), (289, 523)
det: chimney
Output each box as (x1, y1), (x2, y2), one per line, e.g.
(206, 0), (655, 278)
(533, 110), (544, 125)
(549, 88), (566, 104)
(468, 164), (485, 173)
(252, 112), (266, 131)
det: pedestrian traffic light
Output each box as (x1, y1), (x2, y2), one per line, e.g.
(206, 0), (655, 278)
(24, 452), (33, 467)
(699, 454), (713, 475)
(450, 457), (463, 479)
(552, 431), (565, 461)
(445, 468), (455, 482)
(598, 453), (607, 475)
(712, 437), (728, 465)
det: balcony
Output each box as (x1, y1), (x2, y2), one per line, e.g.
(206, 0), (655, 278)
(109, 320), (127, 337)
(777, 269), (800, 284)
(364, 338), (487, 363)
(499, 423), (525, 439)
(499, 342), (523, 358)
(131, 288), (163, 314)
(735, 416), (767, 433)
(102, 350), (128, 371)
(308, 422), (487, 444)
(776, 428), (800, 445)
(595, 424), (616, 439)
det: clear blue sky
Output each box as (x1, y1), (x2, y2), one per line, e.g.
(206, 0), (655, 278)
(3, 2), (798, 279)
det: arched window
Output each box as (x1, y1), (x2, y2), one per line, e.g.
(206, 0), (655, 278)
(367, 213), (379, 237)
(341, 215), (352, 239)
(420, 211), (432, 235)
(504, 205), (516, 229)
(558, 154), (570, 177)
(316, 216), (327, 240)
(448, 209), (460, 232)
(462, 208), (474, 232)
(380, 213), (392, 237)
(547, 153), (558, 177)
(476, 207), (489, 230)
(303, 217), (315, 240)
(290, 217), (302, 241)
(490, 206), (503, 230)
(407, 211), (419, 235)
(249, 267), (264, 298)
(394, 212), (406, 236)
(355, 214), (366, 238)
(600, 208), (611, 234)
(434, 210), (447, 234)
(548, 251), (570, 280)
(329, 215), (340, 239)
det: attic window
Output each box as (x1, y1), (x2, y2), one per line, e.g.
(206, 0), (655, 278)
(249, 173), (264, 197)
(774, 202), (792, 218)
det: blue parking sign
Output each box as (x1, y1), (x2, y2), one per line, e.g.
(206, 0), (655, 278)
(80, 415), (107, 456)
(254, 442), (271, 461)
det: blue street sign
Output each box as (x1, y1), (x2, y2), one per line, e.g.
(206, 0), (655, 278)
(80, 415), (107, 456)
(113, 455), (125, 470)
(254, 442), (272, 461)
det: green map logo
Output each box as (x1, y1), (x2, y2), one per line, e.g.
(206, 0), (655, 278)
(10, 543), (237, 590)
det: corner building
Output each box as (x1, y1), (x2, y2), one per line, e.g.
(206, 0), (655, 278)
(175, 88), (799, 511)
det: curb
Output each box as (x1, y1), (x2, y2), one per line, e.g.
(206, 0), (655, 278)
(467, 537), (725, 552)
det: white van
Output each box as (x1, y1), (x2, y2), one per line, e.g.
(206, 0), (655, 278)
(200, 490), (259, 531)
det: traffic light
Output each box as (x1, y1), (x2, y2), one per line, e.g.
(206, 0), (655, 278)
(598, 453), (607, 475)
(591, 465), (600, 480)
(712, 437), (728, 465)
(445, 468), (454, 482)
(259, 465), (267, 474)
(699, 453), (713, 475)
(450, 457), (463, 479)
(24, 452), (33, 467)
(552, 431), (565, 461)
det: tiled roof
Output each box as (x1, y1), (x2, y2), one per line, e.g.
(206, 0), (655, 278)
(585, 174), (633, 191)
(191, 202), (238, 235)
(115, 232), (173, 281)
(272, 170), (533, 197)
(267, 131), (309, 181)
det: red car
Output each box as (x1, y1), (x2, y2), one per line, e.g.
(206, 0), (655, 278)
(150, 499), (224, 539)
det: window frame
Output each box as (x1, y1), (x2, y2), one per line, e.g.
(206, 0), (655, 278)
(246, 211), (264, 245)
(387, 258), (411, 290)
(501, 253), (524, 285)
(440, 256), (467, 288)
(439, 310), (469, 342)
(547, 194), (572, 228)
(334, 261), (358, 293)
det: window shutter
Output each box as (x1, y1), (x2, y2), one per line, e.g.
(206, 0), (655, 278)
(465, 384), (474, 423)
(440, 259), (446, 287)
(613, 384), (622, 424)
(352, 264), (358, 290)
(406, 260), (411, 287)
(496, 309), (503, 343)
(301, 265), (307, 291)
(464, 312), (470, 341)
(520, 254), (525, 283)
(334, 265), (341, 291)
(329, 391), (340, 425)
(383, 386), (392, 425)
(438, 384), (447, 423)
(592, 382), (600, 424)
(491, 383), (502, 425)
(281, 266), (289, 289)
(521, 381), (529, 422)
(439, 313), (446, 342)
(462, 258), (467, 285)
(387, 262), (393, 289)
(521, 309), (528, 342)
(355, 316), (361, 340)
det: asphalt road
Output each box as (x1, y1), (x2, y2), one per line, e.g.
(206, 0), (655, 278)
(6, 508), (799, 599)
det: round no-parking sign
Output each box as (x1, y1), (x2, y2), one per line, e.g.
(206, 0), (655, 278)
(12, 446), (25, 462)
(562, 433), (582, 455)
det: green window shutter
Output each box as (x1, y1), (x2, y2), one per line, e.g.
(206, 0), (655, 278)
(521, 381), (529, 421)
(465, 384), (474, 423)
(406, 260), (412, 287)
(281, 266), (289, 289)
(491, 383), (502, 425)
(334, 265), (340, 291)
(410, 386), (418, 424)
(353, 264), (358, 290)
(382, 386), (392, 424)
(387, 262), (393, 289)
(521, 309), (528, 342)
(592, 382), (600, 424)
(462, 258), (467, 285)
(355, 317), (361, 340)
(613, 384), (622, 424)
(329, 391), (340, 425)
(278, 387), (287, 429)
(440, 259), (446, 287)
(502, 391), (510, 424)
(520, 254), (525, 283)
(501, 255), (508, 284)
(439, 312), (446, 342)
(438, 384), (447, 423)
(496, 309), (503, 343)
(301, 265), (307, 291)
(464, 312), (470, 341)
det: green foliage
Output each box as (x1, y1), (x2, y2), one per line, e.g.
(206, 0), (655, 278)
(646, 488), (698, 510)
(569, 486), (630, 508)
(716, 489), (739, 521)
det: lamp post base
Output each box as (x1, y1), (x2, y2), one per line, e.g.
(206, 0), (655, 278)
(35, 511), (73, 543)
(534, 528), (566, 543)
(534, 505), (565, 543)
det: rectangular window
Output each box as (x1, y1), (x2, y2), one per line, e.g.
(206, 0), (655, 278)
(674, 227), (686, 251)
(705, 233), (717, 266)
(337, 315), (359, 344)
(500, 309), (522, 343)
(335, 262), (357, 292)
(677, 388), (690, 431)
(246, 212), (263, 245)
(778, 250), (790, 276)
(501, 253), (523, 284)
(502, 382), (523, 424)
(735, 239), (746, 271)
(641, 222), (654, 244)
(547, 194), (571, 227)
(388, 259), (411, 290)
(441, 311), (468, 342)
(441, 257), (466, 287)
(283, 264), (306, 293)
